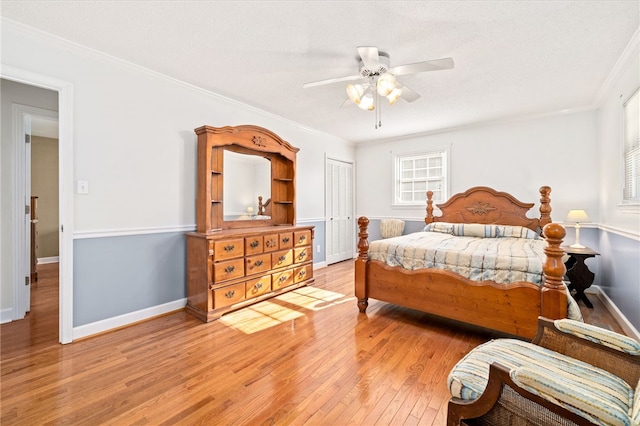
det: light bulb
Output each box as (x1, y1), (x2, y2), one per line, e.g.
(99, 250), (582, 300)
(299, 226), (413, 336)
(377, 73), (397, 96)
(346, 84), (364, 104)
(386, 87), (403, 105)
(358, 93), (375, 110)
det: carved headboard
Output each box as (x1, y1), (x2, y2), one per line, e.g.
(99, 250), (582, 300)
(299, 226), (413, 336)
(425, 186), (552, 232)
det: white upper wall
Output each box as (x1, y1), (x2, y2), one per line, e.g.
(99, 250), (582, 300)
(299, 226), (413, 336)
(1, 20), (354, 234)
(355, 110), (599, 224)
(596, 29), (640, 233)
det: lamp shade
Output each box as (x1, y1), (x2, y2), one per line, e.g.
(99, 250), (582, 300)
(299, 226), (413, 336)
(377, 73), (397, 96)
(346, 84), (364, 104)
(565, 209), (589, 223)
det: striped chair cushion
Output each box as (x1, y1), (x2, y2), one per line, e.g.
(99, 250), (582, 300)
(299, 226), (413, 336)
(448, 339), (634, 426)
(554, 319), (640, 356)
(633, 380), (640, 424)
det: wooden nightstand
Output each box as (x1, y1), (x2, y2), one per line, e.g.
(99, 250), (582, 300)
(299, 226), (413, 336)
(562, 245), (599, 308)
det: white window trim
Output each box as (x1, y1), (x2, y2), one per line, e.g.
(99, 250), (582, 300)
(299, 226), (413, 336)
(621, 86), (639, 212)
(391, 147), (450, 208)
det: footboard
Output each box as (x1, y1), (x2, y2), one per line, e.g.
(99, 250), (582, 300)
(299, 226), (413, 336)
(354, 218), (567, 339)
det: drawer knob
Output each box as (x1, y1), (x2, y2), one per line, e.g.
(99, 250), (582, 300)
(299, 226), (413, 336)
(266, 239), (276, 247)
(224, 244), (235, 252)
(299, 270), (306, 278)
(224, 265), (235, 273)
(255, 260), (263, 267)
(254, 283), (263, 290)
(279, 255), (287, 262)
(250, 240), (259, 248)
(298, 250), (306, 260)
(279, 275), (288, 282)
(224, 290), (235, 299)
(299, 235), (306, 242)
(282, 237), (290, 243)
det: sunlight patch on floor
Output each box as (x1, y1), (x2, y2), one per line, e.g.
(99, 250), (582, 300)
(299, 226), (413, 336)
(276, 286), (355, 311)
(221, 300), (304, 334)
(220, 286), (355, 334)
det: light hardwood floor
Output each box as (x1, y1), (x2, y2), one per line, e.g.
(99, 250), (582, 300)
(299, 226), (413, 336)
(1, 261), (624, 425)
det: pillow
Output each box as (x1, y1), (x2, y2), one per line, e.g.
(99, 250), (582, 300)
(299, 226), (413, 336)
(423, 222), (454, 234)
(451, 223), (499, 238)
(496, 225), (539, 239)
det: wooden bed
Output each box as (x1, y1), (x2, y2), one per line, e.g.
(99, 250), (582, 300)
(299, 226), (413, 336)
(354, 186), (568, 339)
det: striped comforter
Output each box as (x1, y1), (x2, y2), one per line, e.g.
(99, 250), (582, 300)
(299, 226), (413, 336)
(369, 228), (584, 321)
(369, 231), (547, 285)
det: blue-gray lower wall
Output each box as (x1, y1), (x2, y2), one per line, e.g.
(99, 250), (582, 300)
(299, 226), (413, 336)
(599, 229), (640, 331)
(73, 220), (327, 327)
(74, 232), (187, 326)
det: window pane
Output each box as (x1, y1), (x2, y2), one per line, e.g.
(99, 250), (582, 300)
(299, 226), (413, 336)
(394, 150), (448, 205)
(624, 89), (639, 201)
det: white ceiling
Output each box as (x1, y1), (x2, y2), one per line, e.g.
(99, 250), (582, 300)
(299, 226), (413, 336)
(2, 1), (638, 143)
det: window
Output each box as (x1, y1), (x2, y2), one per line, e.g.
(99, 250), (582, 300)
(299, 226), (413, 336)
(623, 88), (639, 203)
(394, 150), (448, 205)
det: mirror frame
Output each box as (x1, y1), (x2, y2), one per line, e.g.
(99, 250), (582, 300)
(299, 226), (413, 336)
(194, 125), (299, 232)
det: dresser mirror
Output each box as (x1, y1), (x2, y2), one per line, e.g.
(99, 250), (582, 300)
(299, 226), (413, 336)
(222, 150), (271, 221)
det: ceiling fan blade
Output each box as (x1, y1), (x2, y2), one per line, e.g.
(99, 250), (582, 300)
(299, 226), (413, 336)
(302, 74), (363, 88)
(357, 46), (380, 70)
(389, 58), (454, 76)
(398, 84), (421, 102)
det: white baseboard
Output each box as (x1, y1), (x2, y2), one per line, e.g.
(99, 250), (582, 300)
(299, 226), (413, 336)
(38, 256), (59, 264)
(313, 261), (327, 269)
(0, 308), (14, 324)
(72, 298), (187, 341)
(586, 286), (640, 341)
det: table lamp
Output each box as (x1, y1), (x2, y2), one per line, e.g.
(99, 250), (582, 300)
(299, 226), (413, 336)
(247, 206), (254, 218)
(565, 209), (589, 248)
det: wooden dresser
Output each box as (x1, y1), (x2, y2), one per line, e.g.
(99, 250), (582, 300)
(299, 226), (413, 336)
(186, 225), (313, 321)
(186, 125), (314, 322)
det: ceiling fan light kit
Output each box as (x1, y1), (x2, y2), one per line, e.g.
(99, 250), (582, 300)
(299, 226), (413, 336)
(303, 46), (455, 129)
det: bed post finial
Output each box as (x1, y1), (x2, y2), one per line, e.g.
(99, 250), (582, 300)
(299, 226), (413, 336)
(541, 222), (567, 319)
(539, 186), (552, 228)
(357, 217), (370, 261)
(425, 191), (434, 224)
(355, 217), (370, 313)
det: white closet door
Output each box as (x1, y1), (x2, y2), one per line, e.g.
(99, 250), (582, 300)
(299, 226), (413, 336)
(326, 158), (354, 265)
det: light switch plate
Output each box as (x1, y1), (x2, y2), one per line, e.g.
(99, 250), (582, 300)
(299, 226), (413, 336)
(77, 180), (89, 194)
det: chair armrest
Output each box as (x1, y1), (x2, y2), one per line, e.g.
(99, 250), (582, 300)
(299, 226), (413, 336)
(447, 363), (594, 426)
(532, 317), (640, 386)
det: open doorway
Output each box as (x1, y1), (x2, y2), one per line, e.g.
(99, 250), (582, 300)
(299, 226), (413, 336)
(1, 72), (74, 344)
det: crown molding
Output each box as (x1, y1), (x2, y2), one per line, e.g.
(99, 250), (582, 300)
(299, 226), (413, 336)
(594, 26), (640, 106)
(353, 105), (598, 146)
(1, 18), (346, 145)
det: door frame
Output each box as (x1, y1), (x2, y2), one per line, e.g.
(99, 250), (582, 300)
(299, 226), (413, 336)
(3, 66), (75, 344)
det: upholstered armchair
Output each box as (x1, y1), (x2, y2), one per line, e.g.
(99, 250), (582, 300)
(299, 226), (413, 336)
(447, 317), (640, 425)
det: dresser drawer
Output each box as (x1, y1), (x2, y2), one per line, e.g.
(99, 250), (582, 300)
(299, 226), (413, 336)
(246, 275), (271, 298)
(272, 268), (294, 290)
(213, 282), (246, 308)
(294, 264), (313, 283)
(294, 230), (312, 247)
(264, 233), (279, 253)
(294, 247), (311, 264)
(272, 249), (293, 269)
(245, 253), (271, 276)
(213, 239), (244, 261)
(213, 258), (245, 282)
(245, 236), (263, 256)
(279, 232), (293, 249)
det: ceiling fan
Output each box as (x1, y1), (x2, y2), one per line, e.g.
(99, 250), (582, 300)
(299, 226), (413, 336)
(303, 46), (454, 125)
